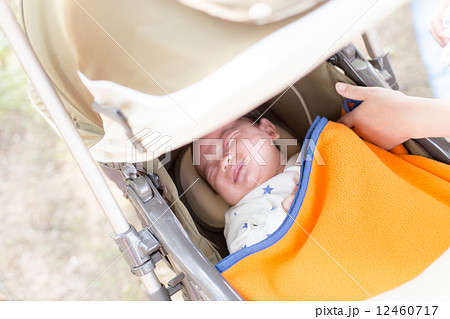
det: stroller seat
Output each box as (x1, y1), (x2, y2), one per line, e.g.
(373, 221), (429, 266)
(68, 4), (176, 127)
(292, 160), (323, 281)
(175, 123), (302, 257)
(173, 62), (349, 257)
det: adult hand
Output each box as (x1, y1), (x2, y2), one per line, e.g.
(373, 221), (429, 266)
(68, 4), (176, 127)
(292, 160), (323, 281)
(335, 83), (419, 150)
(430, 0), (450, 47)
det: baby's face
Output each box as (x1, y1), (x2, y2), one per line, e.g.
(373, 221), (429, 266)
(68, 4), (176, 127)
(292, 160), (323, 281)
(194, 118), (283, 205)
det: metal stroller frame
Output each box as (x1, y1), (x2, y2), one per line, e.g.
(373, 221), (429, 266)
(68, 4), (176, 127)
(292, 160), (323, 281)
(0, 1), (241, 300)
(1, 0), (449, 301)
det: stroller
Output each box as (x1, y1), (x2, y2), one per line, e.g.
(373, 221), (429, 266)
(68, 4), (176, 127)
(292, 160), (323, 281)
(1, 0), (449, 300)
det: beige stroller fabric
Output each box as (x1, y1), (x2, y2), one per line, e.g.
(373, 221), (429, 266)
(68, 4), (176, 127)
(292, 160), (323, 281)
(21, 0), (300, 148)
(21, 0), (409, 164)
(177, 0), (327, 24)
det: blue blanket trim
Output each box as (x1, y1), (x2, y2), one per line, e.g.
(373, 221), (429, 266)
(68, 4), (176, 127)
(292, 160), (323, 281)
(343, 98), (362, 114)
(216, 116), (329, 273)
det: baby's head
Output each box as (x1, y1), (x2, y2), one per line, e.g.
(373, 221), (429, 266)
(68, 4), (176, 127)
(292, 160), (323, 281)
(194, 116), (285, 205)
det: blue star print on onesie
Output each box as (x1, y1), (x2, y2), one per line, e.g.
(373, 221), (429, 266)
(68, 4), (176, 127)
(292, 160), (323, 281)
(262, 184), (274, 194)
(223, 152), (301, 255)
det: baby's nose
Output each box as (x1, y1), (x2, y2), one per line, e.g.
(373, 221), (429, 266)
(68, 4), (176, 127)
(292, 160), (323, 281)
(220, 153), (232, 172)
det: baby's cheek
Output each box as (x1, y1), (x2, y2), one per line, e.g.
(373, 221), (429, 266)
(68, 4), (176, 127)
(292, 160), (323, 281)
(217, 183), (238, 205)
(227, 186), (248, 205)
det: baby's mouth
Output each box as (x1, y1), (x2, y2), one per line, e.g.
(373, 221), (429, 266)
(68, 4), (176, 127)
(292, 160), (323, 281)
(232, 161), (244, 183)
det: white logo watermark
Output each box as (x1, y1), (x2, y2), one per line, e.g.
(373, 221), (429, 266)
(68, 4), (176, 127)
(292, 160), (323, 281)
(127, 128), (173, 173)
(192, 138), (325, 167)
(126, 133), (325, 174)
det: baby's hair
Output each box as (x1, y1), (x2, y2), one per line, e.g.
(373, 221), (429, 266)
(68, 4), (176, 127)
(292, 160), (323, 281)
(240, 108), (283, 152)
(241, 109), (263, 124)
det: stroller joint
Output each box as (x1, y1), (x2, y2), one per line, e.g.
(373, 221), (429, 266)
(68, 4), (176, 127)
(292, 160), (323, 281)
(166, 273), (185, 297)
(112, 225), (162, 277)
(126, 175), (154, 202)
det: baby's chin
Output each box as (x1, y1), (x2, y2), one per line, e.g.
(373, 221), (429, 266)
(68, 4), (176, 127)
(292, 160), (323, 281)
(224, 184), (258, 205)
(246, 165), (279, 187)
(230, 182), (261, 205)
(224, 166), (280, 205)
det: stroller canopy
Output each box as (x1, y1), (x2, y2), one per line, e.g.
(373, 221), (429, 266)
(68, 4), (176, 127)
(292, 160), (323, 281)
(22, 0), (408, 163)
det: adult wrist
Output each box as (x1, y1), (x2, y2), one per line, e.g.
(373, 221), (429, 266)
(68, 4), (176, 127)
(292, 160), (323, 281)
(408, 97), (450, 139)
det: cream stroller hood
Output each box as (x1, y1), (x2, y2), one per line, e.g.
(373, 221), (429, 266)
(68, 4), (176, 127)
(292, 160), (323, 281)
(176, 0), (326, 24)
(28, 0), (408, 163)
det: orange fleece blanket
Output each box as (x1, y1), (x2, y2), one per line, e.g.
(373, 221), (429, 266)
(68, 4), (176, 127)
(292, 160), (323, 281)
(215, 117), (450, 300)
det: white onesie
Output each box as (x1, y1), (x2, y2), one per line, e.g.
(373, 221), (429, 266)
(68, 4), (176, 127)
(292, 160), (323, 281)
(224, 154), (301, 254)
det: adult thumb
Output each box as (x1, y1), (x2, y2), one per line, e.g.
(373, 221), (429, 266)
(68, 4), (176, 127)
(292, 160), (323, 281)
(335, 82), (368, 101)
(337, 111), (355, 128)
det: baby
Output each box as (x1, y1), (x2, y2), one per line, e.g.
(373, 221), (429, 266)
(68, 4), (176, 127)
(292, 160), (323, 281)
(194, 115), (300, 254)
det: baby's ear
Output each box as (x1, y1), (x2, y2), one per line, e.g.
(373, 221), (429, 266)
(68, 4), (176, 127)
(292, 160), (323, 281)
(258, 118), (280, 139)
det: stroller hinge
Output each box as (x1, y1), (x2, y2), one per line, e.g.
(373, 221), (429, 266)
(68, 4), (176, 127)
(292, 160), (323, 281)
(119, 162), (138, 180)
(167, 273), (185, 297)
(126, 175), (154, 202)
(366, 53), (399, 90)
(112, 224), (177, 300)
(328, 43), (397, 89)
(111, 225), (162, 277)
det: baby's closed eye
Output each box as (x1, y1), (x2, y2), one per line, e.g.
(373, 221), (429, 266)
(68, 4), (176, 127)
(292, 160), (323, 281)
(207, 165), (216, 183)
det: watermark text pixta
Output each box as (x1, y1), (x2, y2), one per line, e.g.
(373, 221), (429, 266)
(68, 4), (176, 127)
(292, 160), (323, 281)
(192, 138), (324, 166)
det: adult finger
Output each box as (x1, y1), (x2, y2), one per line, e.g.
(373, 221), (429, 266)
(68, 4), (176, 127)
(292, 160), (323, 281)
(337, 111), (355, 128)
(430, 19), (449, 47)
(335, 82), (370, 101)
(431, 27), (448, 47)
